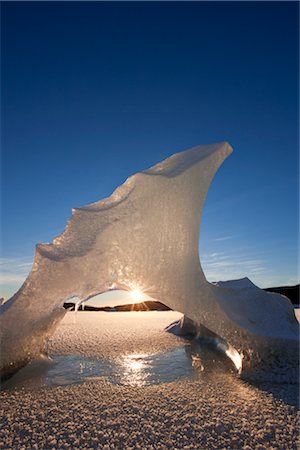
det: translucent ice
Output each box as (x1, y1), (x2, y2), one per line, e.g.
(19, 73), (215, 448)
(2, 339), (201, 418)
(0, 142), (298, 380)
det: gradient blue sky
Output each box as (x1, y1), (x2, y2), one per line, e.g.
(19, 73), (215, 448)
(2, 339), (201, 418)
(1, 1), (299, 303)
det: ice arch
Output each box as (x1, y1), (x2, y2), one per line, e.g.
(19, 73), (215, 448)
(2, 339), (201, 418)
(0, 142), (298, 381)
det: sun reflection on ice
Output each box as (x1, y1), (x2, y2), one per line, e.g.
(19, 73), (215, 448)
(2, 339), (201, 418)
(121, 354), (149, 386)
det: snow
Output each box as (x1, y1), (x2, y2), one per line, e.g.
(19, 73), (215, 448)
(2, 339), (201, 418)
(0, 142), (298, 380)
(0, 312), (298, 449)
(49, 311), (183, 359)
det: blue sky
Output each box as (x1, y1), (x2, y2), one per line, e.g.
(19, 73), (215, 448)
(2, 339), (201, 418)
(1, 1), (299, 303)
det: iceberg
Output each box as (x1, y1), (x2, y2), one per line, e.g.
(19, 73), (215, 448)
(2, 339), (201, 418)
(1, 142), (298, 381)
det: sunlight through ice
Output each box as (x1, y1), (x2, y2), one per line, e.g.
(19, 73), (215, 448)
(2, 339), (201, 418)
(225, 347), (243, 374)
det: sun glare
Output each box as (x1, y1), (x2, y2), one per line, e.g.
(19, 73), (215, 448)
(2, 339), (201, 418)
(130, 289), (142, 303)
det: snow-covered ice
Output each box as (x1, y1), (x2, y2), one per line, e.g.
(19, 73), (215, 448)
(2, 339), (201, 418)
(0, 142), (298, 380)
(0, 312), (298, 449)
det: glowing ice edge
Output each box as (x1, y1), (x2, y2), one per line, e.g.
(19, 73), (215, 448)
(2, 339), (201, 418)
(1, 142), (298, 381)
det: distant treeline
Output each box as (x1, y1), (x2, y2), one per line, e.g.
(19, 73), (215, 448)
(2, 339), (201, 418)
(63, 300), (171, 312)
(263, 284), (299, 305)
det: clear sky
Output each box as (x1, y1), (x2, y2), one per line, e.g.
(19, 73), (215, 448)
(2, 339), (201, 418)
(1, 1), (299, 303)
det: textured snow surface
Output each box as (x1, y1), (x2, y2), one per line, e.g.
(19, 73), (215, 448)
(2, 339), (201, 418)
(0, 313), (299, 450)
(0, 142), (298, 380)
(49, 312), (183, 359)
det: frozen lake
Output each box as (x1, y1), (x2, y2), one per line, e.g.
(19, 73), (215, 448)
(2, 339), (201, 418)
(2, 340), (236, 390)
(0, 312), (298, 449)
(2, 311), (298, 392)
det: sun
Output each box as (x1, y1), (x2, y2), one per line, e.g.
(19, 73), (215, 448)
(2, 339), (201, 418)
(129, 289), (142, 303)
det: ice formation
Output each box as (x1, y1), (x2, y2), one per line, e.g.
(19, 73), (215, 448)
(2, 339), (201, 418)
(0, 142), (298, 381)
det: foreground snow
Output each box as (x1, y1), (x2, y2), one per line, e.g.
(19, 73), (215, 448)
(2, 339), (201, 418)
(0, 312), (298, 449)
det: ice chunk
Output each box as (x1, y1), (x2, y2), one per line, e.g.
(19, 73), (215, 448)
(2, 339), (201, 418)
(0, 142), (298, 381)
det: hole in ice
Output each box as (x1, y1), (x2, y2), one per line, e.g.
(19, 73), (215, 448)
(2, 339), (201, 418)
(65, 289), (170, 314)
(1, 340), (237, 390)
